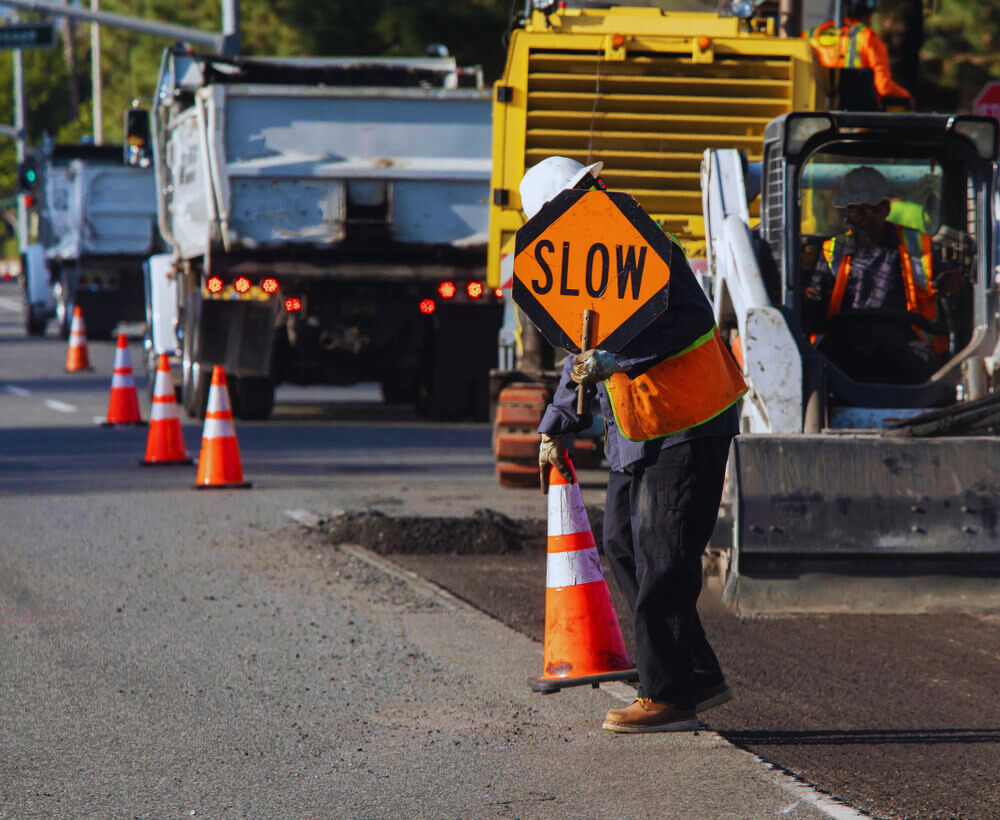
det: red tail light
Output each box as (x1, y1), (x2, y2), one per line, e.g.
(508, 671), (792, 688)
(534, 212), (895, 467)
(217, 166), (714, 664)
(438, 281), (456, 299)
(261, 277), (279, 294)
(284, 297), (302, 312)
(494, 288), (504, 298)
(419, 299), (436, 315)
(234, 276), (250, 293)
(207, 276), (223, 294)
(466, 282), (483, 298)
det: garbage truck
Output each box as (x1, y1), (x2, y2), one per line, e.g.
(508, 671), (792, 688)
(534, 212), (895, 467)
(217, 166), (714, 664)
(140, 46), (502, 420)
(701, 110), (1000, 613)
(21, 141), (157, 339)
(486, 0), (823, 485)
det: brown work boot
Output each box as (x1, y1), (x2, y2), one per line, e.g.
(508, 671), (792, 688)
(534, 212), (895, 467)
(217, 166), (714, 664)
(695, 682), (734, 713)
(602, 698), (699, 733)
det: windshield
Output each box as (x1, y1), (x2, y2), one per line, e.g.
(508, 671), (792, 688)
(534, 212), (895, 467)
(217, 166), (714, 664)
(800, 152), (943, 238)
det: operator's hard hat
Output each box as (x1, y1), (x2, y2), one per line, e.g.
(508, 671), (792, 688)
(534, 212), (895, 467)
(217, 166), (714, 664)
(519, 156), (604, 220)
(833, 166), (890, 208)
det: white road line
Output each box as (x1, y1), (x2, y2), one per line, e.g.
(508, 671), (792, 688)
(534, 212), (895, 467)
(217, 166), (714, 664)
(44, 399), (77, 413)
(4, 385), (31, 396)
(0, 296), (22, 312)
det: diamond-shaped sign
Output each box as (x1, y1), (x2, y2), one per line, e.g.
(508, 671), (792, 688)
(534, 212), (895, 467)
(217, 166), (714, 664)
(512, 189), (675, 353)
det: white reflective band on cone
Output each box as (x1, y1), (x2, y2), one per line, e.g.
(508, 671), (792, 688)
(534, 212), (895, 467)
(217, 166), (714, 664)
(546, 546), (605, 588)
(202, 416), (235, 439)
(206, 388), (231, 414)
(153, 371), (173, 398)
(547, 482), (591, 537)
(150, 400), (178, 422)
(111, 373), (135, 388)
(113, 351), (128, 368)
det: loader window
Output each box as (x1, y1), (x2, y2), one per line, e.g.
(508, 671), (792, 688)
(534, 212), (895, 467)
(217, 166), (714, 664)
(799, 154), (942, 240)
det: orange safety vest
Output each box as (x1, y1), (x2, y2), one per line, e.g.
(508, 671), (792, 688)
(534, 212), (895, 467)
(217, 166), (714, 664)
(604, 326), (747, 442)
(803, 20), (911, 100)
(822, 224), (947, 354)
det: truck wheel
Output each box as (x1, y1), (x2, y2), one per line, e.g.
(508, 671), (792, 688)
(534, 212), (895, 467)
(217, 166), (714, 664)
(24, 305), (47, 337)
(231, 377), (275, 421)
(182, 361), (210, 419)
(54, 273), (73, 339)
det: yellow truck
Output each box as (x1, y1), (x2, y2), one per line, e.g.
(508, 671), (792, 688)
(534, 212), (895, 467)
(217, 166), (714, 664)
(488, 1), (821, 485)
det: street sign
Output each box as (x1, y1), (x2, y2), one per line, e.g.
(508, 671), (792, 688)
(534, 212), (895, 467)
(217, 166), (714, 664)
(0, 22), (55, 50)
(512, 189), (675, 353)
(973, 81), (1000, 141)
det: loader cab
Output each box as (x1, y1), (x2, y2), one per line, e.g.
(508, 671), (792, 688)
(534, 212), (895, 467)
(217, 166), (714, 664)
(758, 112), (998, 423)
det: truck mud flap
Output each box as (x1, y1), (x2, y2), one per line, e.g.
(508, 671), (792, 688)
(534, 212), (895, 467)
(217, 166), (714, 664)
(725, 435), (1000, 614)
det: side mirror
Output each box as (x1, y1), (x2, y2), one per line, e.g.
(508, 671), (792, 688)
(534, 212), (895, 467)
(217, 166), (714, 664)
(124, 106), (152, 167)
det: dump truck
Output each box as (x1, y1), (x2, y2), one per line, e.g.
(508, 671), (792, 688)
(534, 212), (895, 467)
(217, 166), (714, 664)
(21, 141), (157, 339)
(701, 111), (1000, 613)
(140, 46), (502, 420)
(487, 0), (822, 485)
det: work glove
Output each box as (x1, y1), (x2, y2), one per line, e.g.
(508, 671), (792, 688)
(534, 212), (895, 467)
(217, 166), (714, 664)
(570, 349), (626, 387)
(538, 433), (573, 495)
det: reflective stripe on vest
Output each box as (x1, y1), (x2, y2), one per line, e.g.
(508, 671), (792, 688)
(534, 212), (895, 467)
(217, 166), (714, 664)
(805, 21), (866, 69)
(603, 325), (747, 442)
(821, 225), (946, 354)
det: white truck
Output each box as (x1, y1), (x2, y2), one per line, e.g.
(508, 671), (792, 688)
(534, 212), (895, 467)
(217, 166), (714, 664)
(22, 141), (157, 339)
(138, 46), (502, 420)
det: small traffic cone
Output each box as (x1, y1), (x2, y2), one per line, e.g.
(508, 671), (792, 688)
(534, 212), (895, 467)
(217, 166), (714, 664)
(529, 453), (637, 693)
(140, 354), (192, 466)
(102, 333), (144, 426)
(64, 306), (93, 372)
(194, 366), (251, 489)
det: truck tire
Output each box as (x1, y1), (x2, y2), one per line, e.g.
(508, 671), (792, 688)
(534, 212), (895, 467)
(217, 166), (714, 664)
(181, 296), (210, 419)
(54, 270), (73, 339)
(24, 305), (47, 337)
(231, 376), (275, 421)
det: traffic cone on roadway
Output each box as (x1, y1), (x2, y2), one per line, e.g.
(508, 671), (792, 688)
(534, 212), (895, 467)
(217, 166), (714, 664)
(193, 366), (251, 489)
(64, 305), (92, 372)
(529, 453), (637, 693)
(140, 354), (192, 466)
(102, 334), (144, 426)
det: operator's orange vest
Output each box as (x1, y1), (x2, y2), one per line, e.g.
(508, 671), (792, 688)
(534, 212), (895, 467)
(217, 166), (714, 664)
(604, 326), (747, 442)
(804, 20), (868, 69)
(822, 224), (947, 354)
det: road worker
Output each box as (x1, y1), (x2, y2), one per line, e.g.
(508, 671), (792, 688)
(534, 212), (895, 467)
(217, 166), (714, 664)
(520, 156), (745, 733)
(804, 0), (911, 105)
(804, 165), (959, 384)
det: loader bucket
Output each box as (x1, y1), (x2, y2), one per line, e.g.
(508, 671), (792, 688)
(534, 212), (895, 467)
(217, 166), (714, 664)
(723, 435), (1000, 615)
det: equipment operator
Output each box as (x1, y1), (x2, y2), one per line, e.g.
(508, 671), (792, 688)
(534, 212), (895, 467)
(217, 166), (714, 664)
(520, 156), (746, 733)
(804, 165), (962, 385)
(804, 0), (912, 105)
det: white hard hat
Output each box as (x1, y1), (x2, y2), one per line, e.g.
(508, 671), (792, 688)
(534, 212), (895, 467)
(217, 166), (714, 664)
(519, 156), (604, 220)
(833, 166), (890, 208)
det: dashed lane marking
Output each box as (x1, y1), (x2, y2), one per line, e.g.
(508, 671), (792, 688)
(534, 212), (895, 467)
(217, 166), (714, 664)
(44, 399), (77, 413)
(0, 296), (22, 312)
(4, 385), (31, 396)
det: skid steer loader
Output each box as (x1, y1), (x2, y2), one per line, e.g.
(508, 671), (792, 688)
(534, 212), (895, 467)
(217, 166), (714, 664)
(702, 111), (1000, 614)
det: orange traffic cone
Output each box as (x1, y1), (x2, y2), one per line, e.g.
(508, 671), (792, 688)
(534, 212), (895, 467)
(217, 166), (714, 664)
(140, 354), (192, 466)
(529, 453), (637, 693)
(194, 366), (252, 489)
(64, 305), (93, 372)
(102, 333), (144, 426)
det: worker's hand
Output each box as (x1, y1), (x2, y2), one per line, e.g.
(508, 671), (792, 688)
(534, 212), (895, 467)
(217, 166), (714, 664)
(571, 349), (625, 386)
(933, 269), (966, 297)
(805, 271), (827, 302)
(539, 433), (572, 495)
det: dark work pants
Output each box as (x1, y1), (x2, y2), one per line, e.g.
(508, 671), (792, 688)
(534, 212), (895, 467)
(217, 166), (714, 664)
(603, 436), (731, 711)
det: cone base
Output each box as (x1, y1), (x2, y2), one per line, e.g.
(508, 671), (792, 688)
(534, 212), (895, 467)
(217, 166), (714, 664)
(140, 458), (194, 467)
(529, 667), (638, 694)
(101, 420), (147, 427)
(66, 367), (94, 373)
(193, 481), (253, 490)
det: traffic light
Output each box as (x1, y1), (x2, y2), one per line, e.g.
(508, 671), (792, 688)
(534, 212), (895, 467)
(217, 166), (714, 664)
(17, 154), (38, 193)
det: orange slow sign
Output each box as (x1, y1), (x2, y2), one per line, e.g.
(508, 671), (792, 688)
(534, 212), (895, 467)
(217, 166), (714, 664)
(512, 189), (675, 353)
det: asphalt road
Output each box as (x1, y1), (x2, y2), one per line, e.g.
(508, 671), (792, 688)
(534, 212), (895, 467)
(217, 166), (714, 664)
(0, 283), (831, 819)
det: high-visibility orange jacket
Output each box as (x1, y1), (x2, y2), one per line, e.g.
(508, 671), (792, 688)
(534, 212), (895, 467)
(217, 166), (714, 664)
(804, 19), (911, 100)
(822, 224), (946, 354)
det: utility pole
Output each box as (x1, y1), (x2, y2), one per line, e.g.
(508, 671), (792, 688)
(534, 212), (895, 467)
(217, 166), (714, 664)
(91, 0), (102, 144)
(13, 12), (30, 251)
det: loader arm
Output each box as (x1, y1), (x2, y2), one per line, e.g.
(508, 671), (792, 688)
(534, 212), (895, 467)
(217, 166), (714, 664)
(702, 149), (802, 434)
